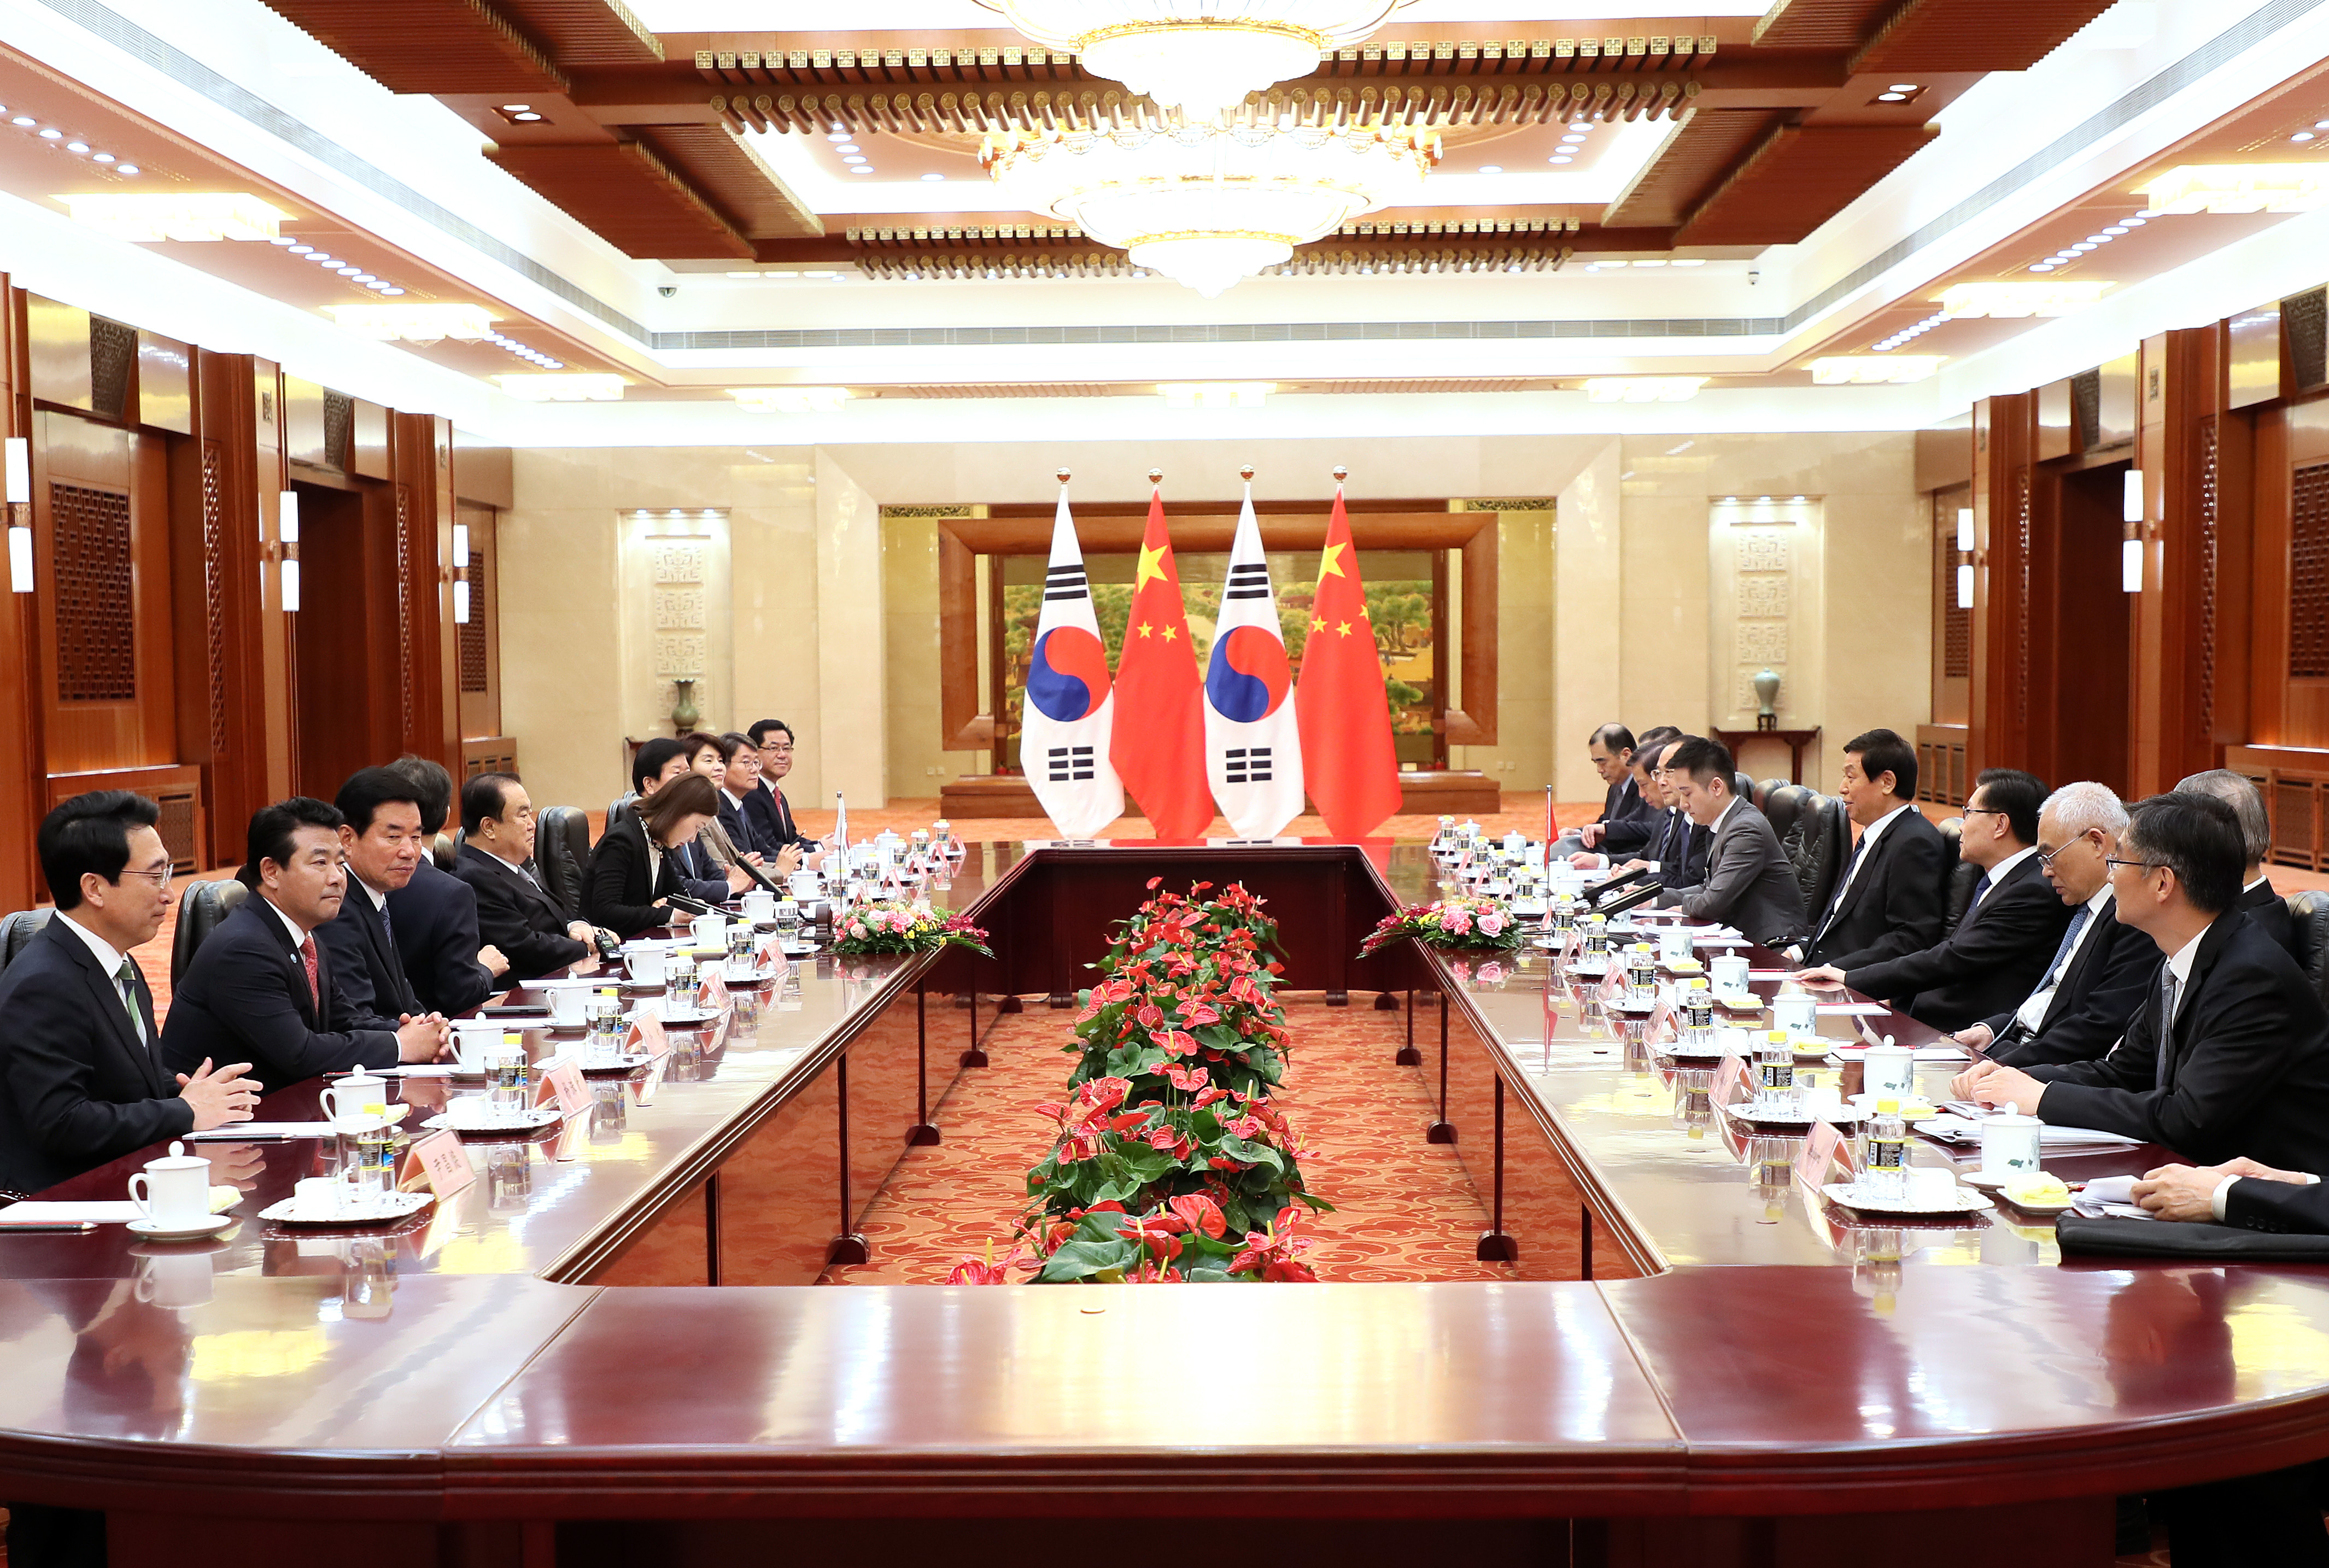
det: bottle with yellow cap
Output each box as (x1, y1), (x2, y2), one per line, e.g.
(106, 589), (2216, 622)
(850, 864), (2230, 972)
(1863, 1098), (1908, 1199)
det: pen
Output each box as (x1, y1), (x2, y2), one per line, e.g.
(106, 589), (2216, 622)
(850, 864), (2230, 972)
(0, 1222), (98, 1233)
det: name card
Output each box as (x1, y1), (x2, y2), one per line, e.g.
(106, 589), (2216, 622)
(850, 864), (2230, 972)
(1793, 1120), (1842, 1190)
(699, 972), (730, 1011)
(397, 1129), (476, 1198)
(1646, 998), (1673, 1038)
(1712, 1052), (1748, 1105)
(628, 1014), (671, 1060)
(757, 934), (789, 975)
(534, 1057), (589, 1115)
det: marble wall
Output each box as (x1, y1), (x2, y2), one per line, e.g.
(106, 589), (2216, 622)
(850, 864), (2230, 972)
(490, 430), (1927, 812)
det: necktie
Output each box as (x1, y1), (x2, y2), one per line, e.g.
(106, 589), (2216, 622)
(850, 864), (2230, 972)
(379, 899), (395, 949)
(114, 958), (146, 1046)
(1816, 834), (1867, 939)
(2155, 967), (2181, 1090)
(1970, 871), (1992, 909)
(2036, 903), (2093, 995)
(298, 933), (321, 1015)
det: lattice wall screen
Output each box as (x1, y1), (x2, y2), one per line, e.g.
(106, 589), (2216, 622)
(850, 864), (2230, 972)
(50, 482), (136, 703)
(2292, 461), (2329, 679)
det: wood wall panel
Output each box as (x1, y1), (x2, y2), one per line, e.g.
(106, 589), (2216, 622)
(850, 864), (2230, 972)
(25, 296), (91, 412)
(1968, 394), (2034, 776)
(0, 281), (42, 908)
(2254, 397), (2329, 749)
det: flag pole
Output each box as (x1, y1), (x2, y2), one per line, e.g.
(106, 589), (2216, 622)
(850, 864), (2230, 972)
(1545, 783), (1555, 870)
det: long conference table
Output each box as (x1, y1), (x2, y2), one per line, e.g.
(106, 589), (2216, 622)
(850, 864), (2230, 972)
(5, 842), (2329, 1568)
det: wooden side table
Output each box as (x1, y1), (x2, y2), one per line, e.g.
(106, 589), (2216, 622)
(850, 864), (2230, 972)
(1712, 726), (1821, 786)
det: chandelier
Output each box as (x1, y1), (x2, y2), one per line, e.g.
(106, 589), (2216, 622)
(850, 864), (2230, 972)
(981, 0), (1414, 119)
(982, 121), (1438, 296)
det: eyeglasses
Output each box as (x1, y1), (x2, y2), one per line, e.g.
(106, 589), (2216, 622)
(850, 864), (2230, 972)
(2103, 856), (2164, 875)
(116, 865), (172, 889)
(1962, 806), (2003, 818)
(2037, 832), (2105, 869)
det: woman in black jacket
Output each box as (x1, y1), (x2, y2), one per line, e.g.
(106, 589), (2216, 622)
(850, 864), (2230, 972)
(585, 773), (719, 938)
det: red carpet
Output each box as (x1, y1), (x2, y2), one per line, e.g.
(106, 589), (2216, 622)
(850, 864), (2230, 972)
(822, 993), (1524, 1286)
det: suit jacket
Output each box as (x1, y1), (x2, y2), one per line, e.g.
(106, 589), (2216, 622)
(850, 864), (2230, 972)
(0, 917), (184, 1194)
(1985, 894), (2162, 1069)
(315, 881), (419, 1025)
(585, 808), (685, 939)
(160, 899), (399, 1084)
(747, 779), (807, 854)
(1801, 808), (1946, 970)
(2026, 911), (2329, 1169)
(454, 842), (590, 982)
(718, 791), (771, 859)
(1841, 853), (2073, 1030)
(385, 857), (498, 1017)
(1598, 799), (1667, 858)
(1650, 813), (1712, 888)
(2224, 1174), (2329, 1234)
(1655, 799), (1807, 948)
(1597, 774), (1654, 828)
(2240, 877), (2299, 959)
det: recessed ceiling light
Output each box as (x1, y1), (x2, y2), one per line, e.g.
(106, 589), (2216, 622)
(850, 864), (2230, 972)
(117, 166), (137, 175)
(66, 141), (87, 153)
(1599, 259), (1628, 267)
(920, 171), (944, 181)
(513, 112), (542, 122)
(1876, 92), (1907, 102)
(2070, 242), (2097, 251)
(338, 265), (362, 274)
(841, 154), (865, 163)
(2121, 215), (2146, 226)
(269, 236), (295, 245)
(851, 166), (873, 174)
(2030, 262), (2056, 272)
(836, 143), (861, 154)
(1634, 258), (1667, 267)
(354, 273), (375, 283)
(1561, 133), (1587, 144)
(92, 153), (114, 163)
(2317, 120), (2329, 130)
(1478, 164), (1502, 173)
(288, 244), (313, 254)
(2103, 224), (2129, 235)
(9, 117), (33, 127)
(1888, 83), (1918, 92)
(2297, 132), (2317, 142)
(1548, 155), (1572, 164)
(826, 131), (850, 142)
(381, 286), (404, 295)
(501, 103), (530, 112)
(37, 128), (61, 139)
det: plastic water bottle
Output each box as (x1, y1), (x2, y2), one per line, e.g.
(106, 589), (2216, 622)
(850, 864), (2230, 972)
(1863, 1098), (1908, 1199)
(1682, 978), (1714, 1035)
(1626, 943), (1658, 1004)
(1754, 1029), (1795, 1110)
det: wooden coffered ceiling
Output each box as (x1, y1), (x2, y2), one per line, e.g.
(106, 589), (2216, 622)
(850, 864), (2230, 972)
(255, 0), (2124, 271)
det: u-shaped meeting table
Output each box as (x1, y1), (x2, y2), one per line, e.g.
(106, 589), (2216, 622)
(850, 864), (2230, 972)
(3, 842), (2327, 1568)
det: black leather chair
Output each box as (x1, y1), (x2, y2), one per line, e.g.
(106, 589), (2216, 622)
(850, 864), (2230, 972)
(2289, 891), (2329, 1011)
(1936, 818), (1977, 933)
(429, 832), (458, 872)
(1733, 771), (1755, 806)
(0, 908), (53, 972)
(1783, 789), (1848, 920)
(1762, 783), (1804, 846)
(170, 878), (249, 986)
(535, 806), (592, 921)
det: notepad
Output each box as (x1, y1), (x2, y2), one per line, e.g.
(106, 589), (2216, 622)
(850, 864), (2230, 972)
(1816, 1003), (1891, 1017)
(0, 1201), (143, 1225)
(186, 1122), (341, 1140)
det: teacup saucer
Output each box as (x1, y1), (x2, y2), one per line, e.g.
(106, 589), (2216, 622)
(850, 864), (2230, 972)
(126, 1214), (234, 1242)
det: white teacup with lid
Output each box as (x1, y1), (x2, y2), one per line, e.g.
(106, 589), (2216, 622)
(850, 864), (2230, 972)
(128, 1142), (212, 1228)
(319, 1072), (389, 1127)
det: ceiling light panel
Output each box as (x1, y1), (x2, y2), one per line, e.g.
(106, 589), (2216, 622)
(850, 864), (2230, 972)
(57, 192), (284, 241)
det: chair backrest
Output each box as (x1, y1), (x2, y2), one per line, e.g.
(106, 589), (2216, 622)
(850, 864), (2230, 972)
(1784, 791), (1848, 918)
(1753, 777), (1788, 812)
(0, 908), (54, 973)
(171, 879), (249, 985)
(1762, 783), (1804, 844)
(2290, 891), (2329, 1010)
(1936, 818), (1974, 932)
(1733, 771), (1755, 806)
(536, 806), (592, 920)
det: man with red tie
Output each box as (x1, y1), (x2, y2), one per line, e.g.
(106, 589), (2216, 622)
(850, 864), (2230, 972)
(745, 718), (827, 868)
(161, 798), (449, 1085)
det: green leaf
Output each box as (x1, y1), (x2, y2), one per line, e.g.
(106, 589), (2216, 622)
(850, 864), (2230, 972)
(1035, 1237), (1136, 1283)
(1216, 1134), (1285, 1175)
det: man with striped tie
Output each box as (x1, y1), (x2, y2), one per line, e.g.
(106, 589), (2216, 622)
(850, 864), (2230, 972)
(1953, 792), (2329, 1173)
(0, 792), (261, 1195)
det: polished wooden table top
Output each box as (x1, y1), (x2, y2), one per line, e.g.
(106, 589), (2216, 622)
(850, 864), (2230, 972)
(2, 840), (2327, 1522)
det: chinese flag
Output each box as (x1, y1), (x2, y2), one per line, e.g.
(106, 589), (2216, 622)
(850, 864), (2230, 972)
(1295, 481), (1403, 839)
(1110, 482), (1214, 839)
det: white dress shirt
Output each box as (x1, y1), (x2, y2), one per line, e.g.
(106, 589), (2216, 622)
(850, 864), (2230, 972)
(1824, 801), (1913, 916)
(2214, 1170), (2322, 1220)
(261, 893), (312, 949)
(55, 911), (144, 1047)
(1975, 845), (2037, 909)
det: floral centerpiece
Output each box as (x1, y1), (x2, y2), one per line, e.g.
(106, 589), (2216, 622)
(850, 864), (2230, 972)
(949, 879), (1330, 1285)
(1357, 893), (1519, 957)
(829, 899), (992, 957)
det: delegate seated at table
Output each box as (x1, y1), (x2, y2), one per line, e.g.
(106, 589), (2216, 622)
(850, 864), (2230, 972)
(1950, 792), (2329, 1172)
(1649, 736), (1806, 950)
(0, 792), (259, 1195)
(161, 798), (451, 1084)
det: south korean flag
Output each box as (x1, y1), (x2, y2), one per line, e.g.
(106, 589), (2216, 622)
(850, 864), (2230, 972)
(1203, 478), (1304, 839)
(1020, 477), (1124, 840)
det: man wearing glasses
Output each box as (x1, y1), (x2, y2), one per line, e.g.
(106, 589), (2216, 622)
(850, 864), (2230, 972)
(1950, 782), (2161, 1067)
(1568, 726), (1688, 871)
(1952, 791), (2329, 1172)
(744, 718), (828, 869)
(0, 792), (261, 1194)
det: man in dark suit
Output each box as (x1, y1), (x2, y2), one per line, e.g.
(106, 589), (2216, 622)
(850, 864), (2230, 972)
(1555, 723), (1654, 855)
(317, 768), (434, 1025)
(161, 799), (449, 1085)
(454, 772), (600, 982)
(2176, 768), (2297, 958)
(0, 793), (259, 1195)
(1787, 728), (1945, 969)
(1570, 726), (1677, 864)
(1653, 736), (1806, 948)
(1955, 782), (2161, 1067)
(718, 730), (800, 881)
(624, 739), (741, 906)
(383, 753), (504, 1016)
(746, 717), (830, 869)
(1955, 792), (2329, 1172)
(1794, 769), (2072, 1029)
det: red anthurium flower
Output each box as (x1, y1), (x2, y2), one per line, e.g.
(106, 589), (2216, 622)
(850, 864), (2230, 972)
(1161, 1062), (1209, 1092)
(1193, 1086), (1228, 1108)
(1167, 1193), (1227, 1239)
(1107, 1111), (1150, 1134)
(1160, 1029), (1201, 1058)
(1179, 1001), (1222, 1027)
(1134, 1003), (1166, 1029)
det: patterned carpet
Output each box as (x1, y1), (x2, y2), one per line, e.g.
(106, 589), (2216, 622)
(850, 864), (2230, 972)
(821, 993), (1526, 1286)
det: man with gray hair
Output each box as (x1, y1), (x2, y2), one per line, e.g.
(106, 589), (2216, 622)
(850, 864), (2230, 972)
(1952, 781), (2163, 1068)
(2175, 768), (2296, 957)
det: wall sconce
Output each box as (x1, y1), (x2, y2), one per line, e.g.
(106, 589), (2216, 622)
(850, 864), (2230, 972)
(1956, 507), (1974, 552)
(278, 491), (301, 612)
(1953, 505), (1974, 609)
(5, 436), (31, 594)
(1956, 563), (1974, 611)
(2121, 469), (2144, 594)
(451, 522), (471, 624)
